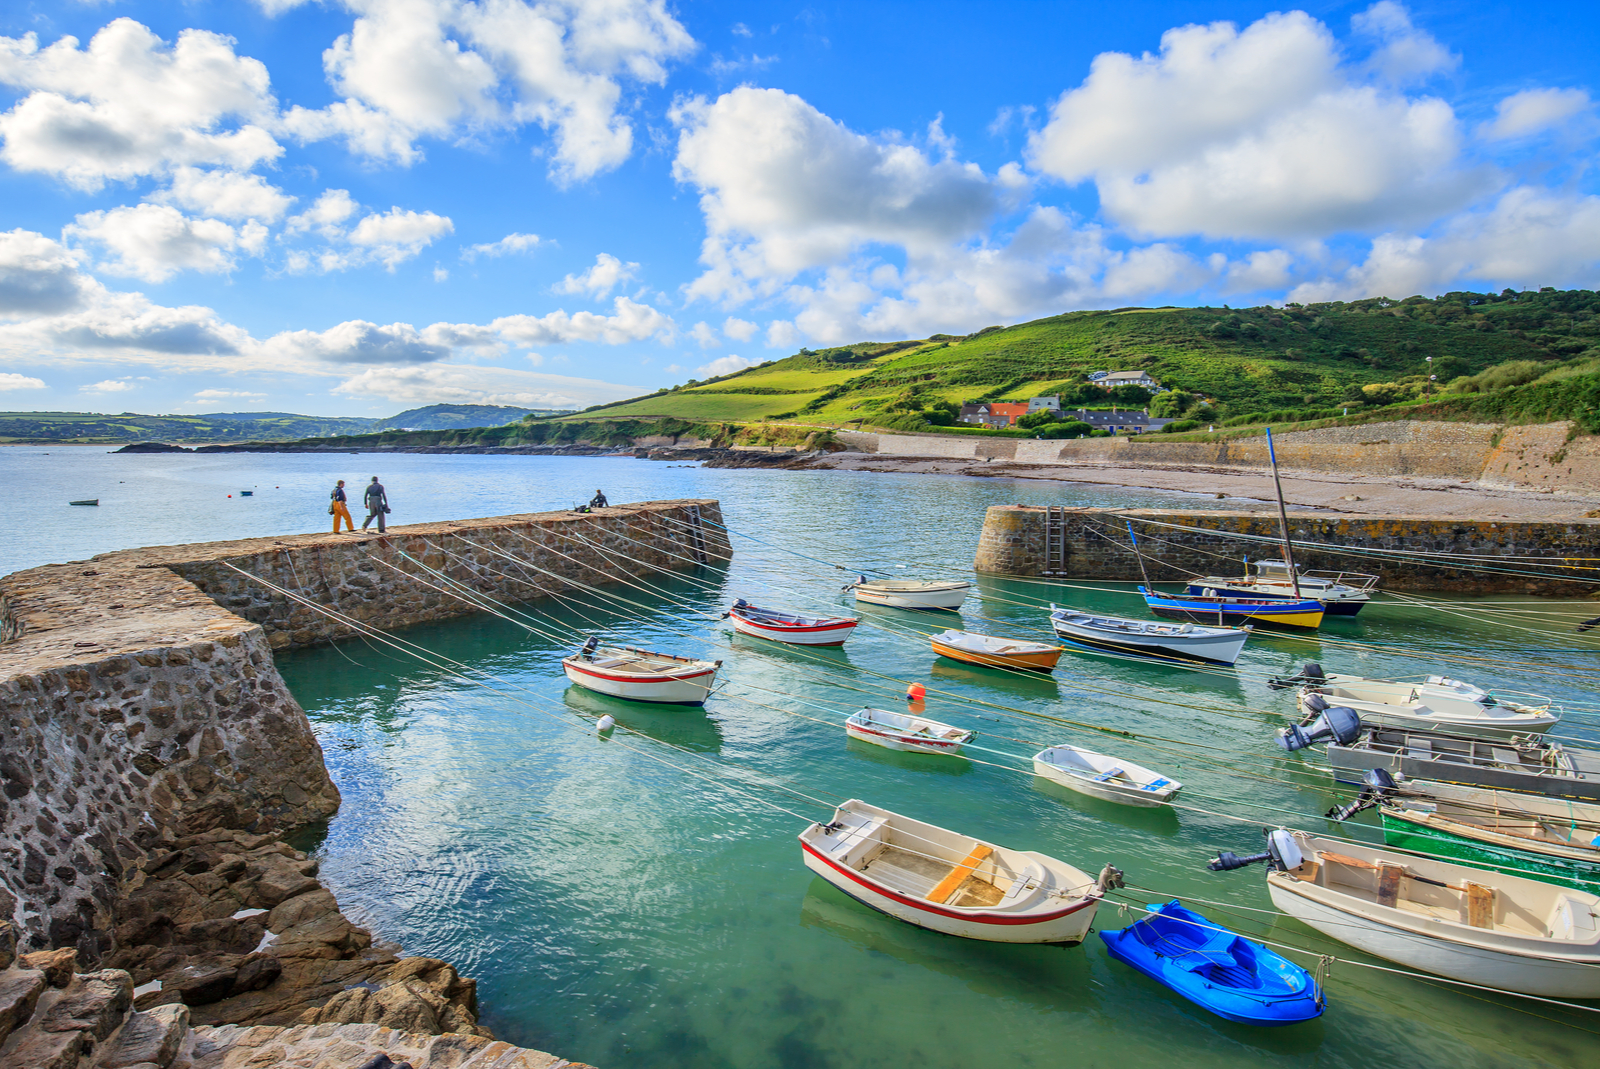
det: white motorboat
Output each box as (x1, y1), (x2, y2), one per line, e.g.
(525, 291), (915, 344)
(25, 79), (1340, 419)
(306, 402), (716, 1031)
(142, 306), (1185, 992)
(1326, 727), (1600, 802)
(727, 599), (858, 646)
(1188, 559), (1378, 616)
(930, 629), (1062, 671)
(1298, 670), (1559, 739)
(850, 576), (970, 611)
(1032, 745), (1182, 807)
(845, 708), (973, 756)
(1212, 829), (1600, 998)
(561, 640), (720, 705)
(799, 799), (1114, 943)
(1049, 604), (1250, 665)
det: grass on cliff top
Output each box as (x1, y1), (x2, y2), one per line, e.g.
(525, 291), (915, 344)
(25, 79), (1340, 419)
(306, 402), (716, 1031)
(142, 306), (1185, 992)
(567, 288), (1600, 427)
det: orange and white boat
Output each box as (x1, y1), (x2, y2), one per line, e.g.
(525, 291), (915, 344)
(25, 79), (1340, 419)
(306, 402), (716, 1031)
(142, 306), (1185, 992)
(562, 639), (720, 705)
(800, 799), (1115, 944)
(931, 629), (1062, 671)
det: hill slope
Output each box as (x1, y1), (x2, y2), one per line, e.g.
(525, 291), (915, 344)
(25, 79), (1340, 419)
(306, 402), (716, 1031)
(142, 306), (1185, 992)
(579, 288), (1600, 426)
(371, 404), (544, 430)
(0, 403), (571, 443)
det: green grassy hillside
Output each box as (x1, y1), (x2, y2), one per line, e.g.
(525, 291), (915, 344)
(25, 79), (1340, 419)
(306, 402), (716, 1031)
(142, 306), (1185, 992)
(0, 403), (568, 443)
(576, 288), (1600, 429)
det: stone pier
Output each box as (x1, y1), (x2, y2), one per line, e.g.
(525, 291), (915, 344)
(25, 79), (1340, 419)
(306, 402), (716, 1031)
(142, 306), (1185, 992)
(0, 499), (723, 1066)
(973, 505), (1600, 594)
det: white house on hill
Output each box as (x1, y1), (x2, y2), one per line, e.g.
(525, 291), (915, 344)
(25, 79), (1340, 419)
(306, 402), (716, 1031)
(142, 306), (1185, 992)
(1094, 370), (1160, 389)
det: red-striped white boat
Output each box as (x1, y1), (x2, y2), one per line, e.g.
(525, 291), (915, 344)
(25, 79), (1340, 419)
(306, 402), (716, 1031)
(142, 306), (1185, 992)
(844, 707), (972, 755)
(561, 639), (720, 705)
(727, 599), (858, 646)
(799, 799), (1116, 944)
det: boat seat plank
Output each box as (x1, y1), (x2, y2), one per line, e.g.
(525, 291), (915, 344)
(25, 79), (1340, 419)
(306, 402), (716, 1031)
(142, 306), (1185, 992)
(1319, 850), (1380, 871)
(928, 844), (994, 904)
(1464, 882), (1495, 929)
(1376, 863), (1404, 908)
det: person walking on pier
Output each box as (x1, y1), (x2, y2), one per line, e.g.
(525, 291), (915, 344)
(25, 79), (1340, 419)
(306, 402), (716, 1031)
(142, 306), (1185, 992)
(361, 475), (389, 533)
(330, 479), (355, 533)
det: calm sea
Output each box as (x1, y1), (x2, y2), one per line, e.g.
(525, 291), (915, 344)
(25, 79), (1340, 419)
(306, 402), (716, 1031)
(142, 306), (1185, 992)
(5, 446), (1597, 1067)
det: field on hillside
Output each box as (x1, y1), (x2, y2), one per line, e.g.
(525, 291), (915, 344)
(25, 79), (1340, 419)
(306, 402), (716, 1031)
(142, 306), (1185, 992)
(573, 289), (1600, 429)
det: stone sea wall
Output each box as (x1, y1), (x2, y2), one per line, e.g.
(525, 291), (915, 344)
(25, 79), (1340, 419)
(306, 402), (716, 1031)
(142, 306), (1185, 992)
(0, 500), (723, 1066)
(835, 420), (1600, 493)
(973, 505), (1600, 594)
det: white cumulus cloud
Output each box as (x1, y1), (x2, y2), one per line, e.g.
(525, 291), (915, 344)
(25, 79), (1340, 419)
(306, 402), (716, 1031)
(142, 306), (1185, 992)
(153, 166), (294, 222)
(0, 372), (46, 390)
(0, 228), (95, 315)
(461, 231), (541, 260)
(0, 19), (281, 189)
(491, 296), (673, 346)
(1481, 87), (1593, 141)
(555, 252), (639, 297)
(1026, 7), (1483, 240)
(721, 316), (757, 341)
(65, 204), (254, 282)
(81, 378), (135, 392)
(260, 319), (451, 365)
(695, 354), (753, 378)
(330, 362), (634, 408)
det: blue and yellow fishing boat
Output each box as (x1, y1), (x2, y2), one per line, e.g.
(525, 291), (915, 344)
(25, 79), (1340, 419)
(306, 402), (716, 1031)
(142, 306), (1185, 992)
(1140, 587), (1325, 629)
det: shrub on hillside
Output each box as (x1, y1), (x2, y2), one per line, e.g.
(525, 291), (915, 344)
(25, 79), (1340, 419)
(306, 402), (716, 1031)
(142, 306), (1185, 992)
(1160, 419), (1203, 433)
(1035, 420), (1095, 439)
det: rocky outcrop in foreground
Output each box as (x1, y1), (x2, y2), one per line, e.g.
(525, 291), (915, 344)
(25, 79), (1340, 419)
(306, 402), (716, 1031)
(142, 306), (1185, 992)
(0, 920), (588, 1068)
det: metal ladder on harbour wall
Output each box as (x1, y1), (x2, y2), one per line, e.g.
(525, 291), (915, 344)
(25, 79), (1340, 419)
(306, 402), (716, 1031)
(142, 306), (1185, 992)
(685, 504), (710, 565)
(1043, 506), (1066, 576)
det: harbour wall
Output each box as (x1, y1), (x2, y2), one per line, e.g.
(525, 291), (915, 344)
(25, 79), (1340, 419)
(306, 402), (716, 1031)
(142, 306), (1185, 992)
(973, 505), (1600, 594)
(835, 420), (1600, 493)
(0, 500), (724, 1057)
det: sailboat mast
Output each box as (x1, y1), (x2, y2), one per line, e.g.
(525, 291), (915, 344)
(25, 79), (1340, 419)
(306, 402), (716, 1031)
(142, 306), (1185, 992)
(1264, 427), (1302, 599)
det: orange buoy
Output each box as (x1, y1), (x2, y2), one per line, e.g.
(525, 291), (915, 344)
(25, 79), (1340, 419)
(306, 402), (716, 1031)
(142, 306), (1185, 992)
(906, 683), (926, 701)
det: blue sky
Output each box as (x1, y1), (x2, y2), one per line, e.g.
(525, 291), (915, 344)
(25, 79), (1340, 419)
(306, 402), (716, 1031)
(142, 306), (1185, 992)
(0, 1), (1596, 417)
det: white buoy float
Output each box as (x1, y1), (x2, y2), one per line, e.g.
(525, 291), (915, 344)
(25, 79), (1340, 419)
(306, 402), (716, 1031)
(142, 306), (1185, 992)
(596, 714), (616, 735)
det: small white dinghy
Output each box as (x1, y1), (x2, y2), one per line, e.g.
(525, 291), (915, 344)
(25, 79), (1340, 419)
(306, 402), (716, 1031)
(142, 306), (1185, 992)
(727, 599), (858, 646)
(1297, 669), (1559, 739)
(561, 638), (720, 705)
(930, 629), (1062, 671)
(1211, 829), (1600, 998)
(1032, 745), (1182, 807)
(845, 707), (973, 756)
(1049, 604), (1250, 666)
(849, 576), (970, 611)
(799, 799), (1116, 943)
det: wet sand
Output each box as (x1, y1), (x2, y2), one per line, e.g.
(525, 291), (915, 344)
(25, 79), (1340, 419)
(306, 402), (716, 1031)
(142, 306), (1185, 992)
(800, 451), (1600, 521)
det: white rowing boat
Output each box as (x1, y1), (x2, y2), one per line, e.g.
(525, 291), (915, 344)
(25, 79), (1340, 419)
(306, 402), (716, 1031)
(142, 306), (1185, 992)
(930, 629), (1062, 671)
(844, 707), (973, 755)
(1032, 745), (1182, 807)
(728, 599), (858, 646)
(1299, 670), (1559, 739)
(561, 640), (720, 705)
(1214, 829), (1600, 998)
(849, 576), (970, 611)
(799, 799), (1114, 943)
(1048, 604), (1250, 665)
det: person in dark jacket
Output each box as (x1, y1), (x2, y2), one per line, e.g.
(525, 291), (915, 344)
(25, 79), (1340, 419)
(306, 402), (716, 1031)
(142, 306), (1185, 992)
(330, 480), (354, 533)
(589, 489), (609, 508)
(361, 476), (389, 532)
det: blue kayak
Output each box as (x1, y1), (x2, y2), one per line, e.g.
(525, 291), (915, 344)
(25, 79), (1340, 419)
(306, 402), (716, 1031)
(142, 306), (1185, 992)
(1099, 900), (1323, 1025)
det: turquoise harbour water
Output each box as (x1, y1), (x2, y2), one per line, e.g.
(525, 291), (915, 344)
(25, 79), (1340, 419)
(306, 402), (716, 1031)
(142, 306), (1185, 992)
(6, 447), (1600, 1067)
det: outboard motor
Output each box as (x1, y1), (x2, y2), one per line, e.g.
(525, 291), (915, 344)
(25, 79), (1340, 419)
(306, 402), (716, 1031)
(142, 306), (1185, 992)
(1325, 768), (1398, 821)
(580, 635), (599, 659)
(1208, 828), (1304, 873)
(1277, 705), (1362, 751)
(1267, 661), (1328, 691)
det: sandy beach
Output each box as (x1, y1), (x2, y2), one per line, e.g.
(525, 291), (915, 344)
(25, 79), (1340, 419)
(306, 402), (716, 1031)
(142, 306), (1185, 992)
(788, 451), (1600, 522)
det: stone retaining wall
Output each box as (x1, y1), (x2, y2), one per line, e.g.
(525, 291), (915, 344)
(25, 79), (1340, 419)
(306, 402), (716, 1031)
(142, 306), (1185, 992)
(834, 420), (1600, 492)
(973, 505), (1600, 594)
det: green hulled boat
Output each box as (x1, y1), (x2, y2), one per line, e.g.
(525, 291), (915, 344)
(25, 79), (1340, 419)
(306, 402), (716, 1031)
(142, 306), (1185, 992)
(1378, 788), (1600, 896)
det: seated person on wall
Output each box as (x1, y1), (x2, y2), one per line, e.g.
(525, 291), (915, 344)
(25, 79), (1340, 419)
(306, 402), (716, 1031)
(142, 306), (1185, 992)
(590, 489), (609, 508)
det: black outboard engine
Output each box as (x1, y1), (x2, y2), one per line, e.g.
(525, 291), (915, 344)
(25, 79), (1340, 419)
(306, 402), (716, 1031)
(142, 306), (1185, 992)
(1325, 768), (1398, 821)
(1268, 661), (1328, 690)
(580, 635), (599, 659)
(1277, 704), (1362, 751)
(1208, 828), (1304, 873)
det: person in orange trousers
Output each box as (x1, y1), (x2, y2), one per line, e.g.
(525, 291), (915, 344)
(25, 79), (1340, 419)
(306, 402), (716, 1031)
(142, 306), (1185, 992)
(330, 479), (355, 532)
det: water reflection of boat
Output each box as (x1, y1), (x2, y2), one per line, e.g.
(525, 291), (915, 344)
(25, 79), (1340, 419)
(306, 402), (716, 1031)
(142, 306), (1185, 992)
(798, 882), (1098, 1010)
(1029, 776), (1182, 836)
(929, 660), (1063, 701)
(561, 685), (723, 753)
(728, 630), (856, 669)
(844, 735), (976, 776)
